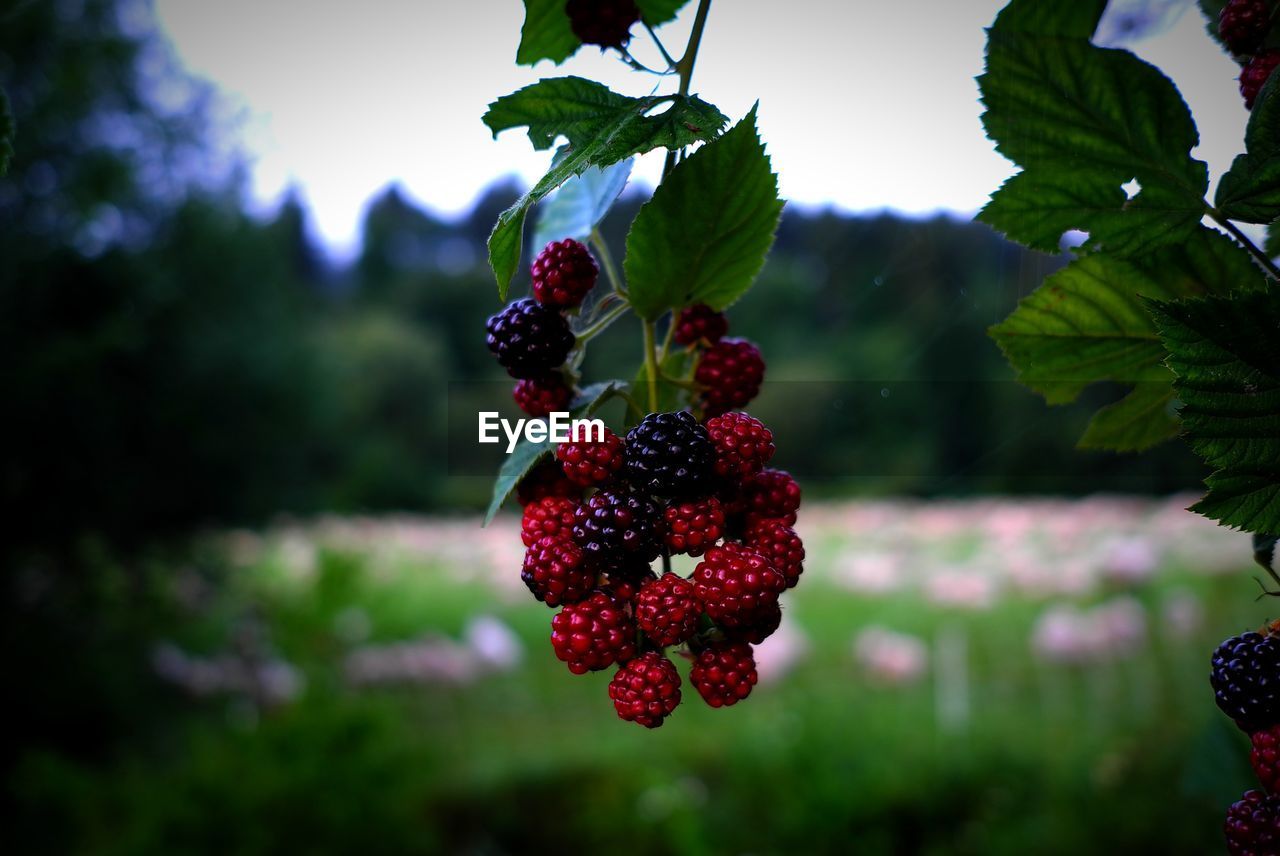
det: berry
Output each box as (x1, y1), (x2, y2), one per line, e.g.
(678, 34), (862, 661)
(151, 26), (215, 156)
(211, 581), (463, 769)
(531, 238), (599, 308)
(745, 519), (805, 589)
(696, 338), (765, 417)
(673, 304), (728, 346)
(741, 468), (802, 528)
(664, 496), (725, 556)
(566, 0), (640, 49)
(485, 298), (575, 379)
(635, 572), (703, 646)
(725, 599), (782, 644)
(551, 590), (637, 674)
(573, 486), (664, 562)
(596, 554), (657, 602)
(705, 412), (775, 479)
(516, 458), (579, 506)
(692, 543), (785, 629)
(625, 411), (716, 497)
(1242, 50), (1280, 109)
(690, 641), (758, 708)
(522, 535), (595, 606)
(1212, 630), (1280, 732)
(608, 651), (681, 728)
(521, 495), (578, 547)
(1254, 725), (1280, 793)
(513, 375), (572, 417)
(1226, 789), (1280, 855)
(556, 425), (626, 487)
(1221, 0), (1273, 56)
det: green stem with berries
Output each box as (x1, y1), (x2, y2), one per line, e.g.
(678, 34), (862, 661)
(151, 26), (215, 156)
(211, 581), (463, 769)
(642, 317), (660, 412)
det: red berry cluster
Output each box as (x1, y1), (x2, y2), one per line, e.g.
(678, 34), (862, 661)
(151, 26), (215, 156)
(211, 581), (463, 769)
(673, 304), (768, 417)
(1218, 0), (1280, 109)
(513, 407), (803, 728)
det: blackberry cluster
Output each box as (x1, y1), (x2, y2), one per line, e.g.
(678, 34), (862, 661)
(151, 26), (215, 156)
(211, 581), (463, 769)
(1218, 0), (1280, 109)
(566, 0), (640, 49)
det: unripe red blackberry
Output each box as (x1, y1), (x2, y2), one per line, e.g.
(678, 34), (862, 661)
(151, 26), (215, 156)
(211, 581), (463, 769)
(625, 410), (716, 497)
(522, 535), (595, 606)
(1221, 0), (1273, 55)
(664, 496), (725, 557)
(556, 425), (626, 487)
(690, 641), (758, 708)
(745, 519), (805, 589)
(692, 543), (785, 629)
(673, 303), (728, 346)
(516, 458), (580, 506)
(531, 238), (599, 308)
(608, 651), (682, 728)
(1212, 629), (1280, 732)
(635, 572), (702, 646)
(521, 495), (578, 547)
(566, 0), (640, 49)
(705, 412), (775, 479)
(1226, 789), (1280, 855)
(485, 298), (575, 379)
(741, 468), (802, 528)
(1242, 50), (1280, 109)
(551, 590), (637, 674)
(696, 337), (766, 417)
(513, 374), (572, 417)
(573, 486), (664, 562)
(726, 599), (782, 644)
(1253, 725), (1280, 793)
(596, 554), (657, 602)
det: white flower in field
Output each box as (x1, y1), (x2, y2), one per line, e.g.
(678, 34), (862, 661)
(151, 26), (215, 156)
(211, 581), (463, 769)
(1031, 605), (1093, 663)
(753, 616), (809, 683)
(464, 615), (523, 669)
(1094, 596), (1147, 653)
(1161, 589), (1204, 639)
(924, 568), (996, 610)
(833, 552), (902, 595)
(1031, 597), (1148, 664)
(853, 626), (928, 685)
(1099, 537), (1159, 586)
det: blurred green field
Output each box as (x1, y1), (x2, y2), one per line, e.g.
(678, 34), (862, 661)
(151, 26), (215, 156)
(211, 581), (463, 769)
(12, 497), (1270, 855)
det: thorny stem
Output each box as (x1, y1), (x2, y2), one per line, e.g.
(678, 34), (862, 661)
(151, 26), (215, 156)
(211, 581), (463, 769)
(662, 0), (713, 182)
(1209, 209), (1280, 282)
(644, 22), (678, 70)
(642, 318), (660, 412)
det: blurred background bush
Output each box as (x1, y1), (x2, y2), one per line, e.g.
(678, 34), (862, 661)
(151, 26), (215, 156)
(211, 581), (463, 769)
(0, 1), (1264, 853)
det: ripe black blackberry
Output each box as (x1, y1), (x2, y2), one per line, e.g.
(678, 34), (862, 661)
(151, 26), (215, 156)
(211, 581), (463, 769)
(625, 410), (715, 497)
(513, 374), (572, 417)
(531, 238), (598, 308)
(1242, 50), (1280, 109)
(573, 486), (664, 562)
(673, 303), (729, 346)
(1221, 0), (1273, 56)
(608, 651), (681, 728)
(551, 590), (637, 674)
(565, 0), (640, 49)
(1226, 789), (1280, 855)
(485, 298), (575, 379)
(635, 572), (702, 646)
(1212, 629), (1280, 732)
(522, 535), (595, 606)
(690, 641), (758, 708)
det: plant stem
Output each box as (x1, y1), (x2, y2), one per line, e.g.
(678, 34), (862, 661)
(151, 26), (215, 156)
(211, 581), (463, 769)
(1210, 209), (1280, 282)
(658, 314), (676, 362)
(644, 23), (677, 70)
(576, 302), (629, 342)
(642, 318), (660, 412)
(662, 0), (713, 181)
(590, 228), (626, 295)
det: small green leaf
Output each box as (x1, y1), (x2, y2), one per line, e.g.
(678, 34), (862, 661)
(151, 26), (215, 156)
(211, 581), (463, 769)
(636, 0), (690, 26)
(516, 0), (580, 67)
(624, 105), (783, 320)
(1078, 384), (1179, 451)
(0, 87), (13, 177)
(1151, 290), (1280, 533)
(532, 157), (632, 251)
(1216, 72), (1280, 223)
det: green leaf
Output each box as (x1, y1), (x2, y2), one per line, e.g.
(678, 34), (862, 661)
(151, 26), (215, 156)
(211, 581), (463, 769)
(0, 87), (13, 177)
(1267, 218), (1280, 259)
(624, 105), (783, 320)
(1197, 0), (1229, 49)
(483, 77), (727, 297)
(532, 157), (632, 251)
(636, 0), (690, 26)
(1216, 72), (1280, 223)
(1078, 384), (1179, 451)
(516, 0), (580, 67)
(979, 2), (1209, 256)
(1151, 290), (1280, 533)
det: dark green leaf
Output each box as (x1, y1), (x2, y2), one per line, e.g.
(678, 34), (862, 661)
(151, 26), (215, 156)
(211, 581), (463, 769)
(1216, 73), (1280, 223)
(533, 158), (632, 251)
(636, 0), (690, 26)
(0, 87), (13, 177)
(1197, 0), (1229, 48)
(1078, 384), (1179, 451)
(516, 0), (580, 67)
(992, 0), (1106, 38)
(624, 106), (783, 320)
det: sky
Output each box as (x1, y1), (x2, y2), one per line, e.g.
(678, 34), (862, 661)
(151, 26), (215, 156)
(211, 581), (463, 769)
(152, 0), (1251, 258)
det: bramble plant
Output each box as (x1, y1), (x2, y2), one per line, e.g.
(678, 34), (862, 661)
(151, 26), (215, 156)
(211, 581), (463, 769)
(478, 0), (799, 728)
(980, 0), (1280, 847)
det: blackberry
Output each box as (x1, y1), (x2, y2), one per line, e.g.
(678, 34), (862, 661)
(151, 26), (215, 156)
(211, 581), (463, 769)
(521, 495), (578, 547)
(635, 572), (703, 647)
(1242, 50), (1280, 109)
(1254, 725), (1280, 793)
(531, 238), (599, 308)
(745, 519), (805, 589)
(673, 303), (728, 346)
(696, 338), (765, 417)
(566, 0), (640, 49)
(741, 468), (802, 528)
(1212, 630), (1280, 732)
(516, 458), (580, 506)
(664, 496), (725, 557)
(573, 486), (664, 562)
(551, 590), (636, 674)
(1221, 0), (1273, 55)
(485, 298), (575, 379)
(725, 600), (782, 644)
(705, 412), (775, 480)
(513, 375), (572, 417)
(556, 425), (626, 487)
(608, 651), (682, 728)
(690, 641), (758, 708)
(522, 535), (595, 606)
(1226, 789), (1280, 855)
(595, 554), (657, 602)
(692, 543), (785, 629)
(625, 410), (715, 497)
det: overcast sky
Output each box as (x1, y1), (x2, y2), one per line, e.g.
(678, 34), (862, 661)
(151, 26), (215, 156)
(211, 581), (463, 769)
(153, 0), (1249, 257)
